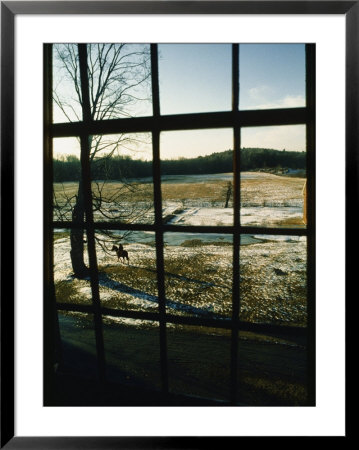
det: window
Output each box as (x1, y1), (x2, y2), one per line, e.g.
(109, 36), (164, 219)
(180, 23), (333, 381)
(44, 43), (315, 406)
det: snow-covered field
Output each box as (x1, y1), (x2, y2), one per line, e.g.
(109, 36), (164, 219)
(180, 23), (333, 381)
(54, 233), (307, 327)
(162, 203), (303, 227)
(161, 172), (305, 227)
(54, 172), (307, 327)
(54, 172), (306, 227)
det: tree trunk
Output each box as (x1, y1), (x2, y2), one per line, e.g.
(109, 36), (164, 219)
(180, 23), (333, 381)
(70, 180), (89, 278)
(224, 182), (232, 208)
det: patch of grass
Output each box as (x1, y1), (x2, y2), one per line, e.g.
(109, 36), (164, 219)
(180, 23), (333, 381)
(54, 181), (153, 204)
(180, 239), (205, 247)
(239, 374), (307, 406)
(53, 231), (70, 241)
(163, 250), (232, 315)
(98, 260), (159, 306)
(276, 217), (306, 227)
(99, 264), (131, 277)
(102, 295), (152, 311)
(55, 280), (88, 304)
(166, 324), (307, 405)
(100, 261), (157, 281)
(54, 175), (306, 213)
(240, 175), (305, 207)
(210, 241), (233, 246)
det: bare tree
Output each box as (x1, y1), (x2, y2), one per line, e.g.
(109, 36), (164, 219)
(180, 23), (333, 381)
(53, 44), (152, 278)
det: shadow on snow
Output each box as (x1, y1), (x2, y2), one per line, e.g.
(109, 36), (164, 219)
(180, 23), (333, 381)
(97, 271), (229, 321)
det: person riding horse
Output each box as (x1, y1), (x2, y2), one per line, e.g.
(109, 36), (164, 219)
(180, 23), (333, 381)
(111, 243), (129, 263)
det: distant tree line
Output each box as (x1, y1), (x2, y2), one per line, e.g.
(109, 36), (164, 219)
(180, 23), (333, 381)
(53, 148), (306, 182)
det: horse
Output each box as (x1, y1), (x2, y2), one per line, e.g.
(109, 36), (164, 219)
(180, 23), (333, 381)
(111, 244), (129, 264)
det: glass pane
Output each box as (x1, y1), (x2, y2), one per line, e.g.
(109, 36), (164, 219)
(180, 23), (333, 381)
(53, 138), (81, 222)
(159, 44), (231, 115)
(240, 235), (307, 327)
(240, 125), (307, 228)
(91, 133), (154, 224)
(57, 312), (98, 381)
(167, 324), (231, 402)
(102, 319), (161, 393)
(53, 43), (152, 123)
(52, 44), (82, 123)
(161, 129), (233, 226)
(54, 229), (92, 306)
(164, 232), (233, 318)
(239, 44), (306, 110)
(96, 230), (158, 314)
(237, 329), (308, 405)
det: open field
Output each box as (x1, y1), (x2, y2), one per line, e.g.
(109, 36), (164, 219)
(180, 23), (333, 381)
(53, 171), (307, 227)
(55, 233), (306, 326)
(53, 171), (308, 405)
(54, 231), (307, 405)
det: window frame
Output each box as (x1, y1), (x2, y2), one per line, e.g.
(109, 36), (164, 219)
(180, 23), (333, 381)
(44, 43), (315, 405)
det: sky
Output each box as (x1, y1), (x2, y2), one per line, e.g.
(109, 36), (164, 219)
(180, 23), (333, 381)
(53, 43), (306, 159)
(239, 44), (305, 110)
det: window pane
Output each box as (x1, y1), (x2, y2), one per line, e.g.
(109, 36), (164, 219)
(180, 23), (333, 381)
(91, 133), (154, 225)
(52, 43), (152, 123)
(57, 312), (98, 381)
(54, 229), (92, 306)
(240, 235), (307, 327)
(102, 319), (161, 393)
(52, 44), (82, 123)
(95, 230), (158, 314)
(239, 44), (306, 110)
(159, 44), (231, 115)
(161, 129), (233, 226)
(53, 138), (81, 222)
(240, 125), (307, 228)
(167, 324), (231, 402)
(237, 329), (308, 405)
(164, 232), (233, 318)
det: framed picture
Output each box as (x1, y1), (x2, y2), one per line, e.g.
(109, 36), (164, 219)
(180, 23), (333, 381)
(1, 1), (351, 446)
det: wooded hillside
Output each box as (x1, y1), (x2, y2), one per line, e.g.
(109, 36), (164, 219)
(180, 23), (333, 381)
(53, 148), (306, 182)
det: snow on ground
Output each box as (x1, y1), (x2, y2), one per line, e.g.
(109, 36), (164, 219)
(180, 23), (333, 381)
(54, 172), (307, 326)
(54, 224), (307, 327)
(55, 172), (305, 227)
(168, 207), (234, 226)
(163, 204), (303, 227)
(241, 206), (303, 226)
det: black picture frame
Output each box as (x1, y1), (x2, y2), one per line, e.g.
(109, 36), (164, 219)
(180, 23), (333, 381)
(1, 1), (352, 447)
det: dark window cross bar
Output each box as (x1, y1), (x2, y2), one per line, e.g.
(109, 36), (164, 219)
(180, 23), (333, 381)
(52, 221), (308, 236)
(51, 107), (309, 138)
(56, 302), (307, 338)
